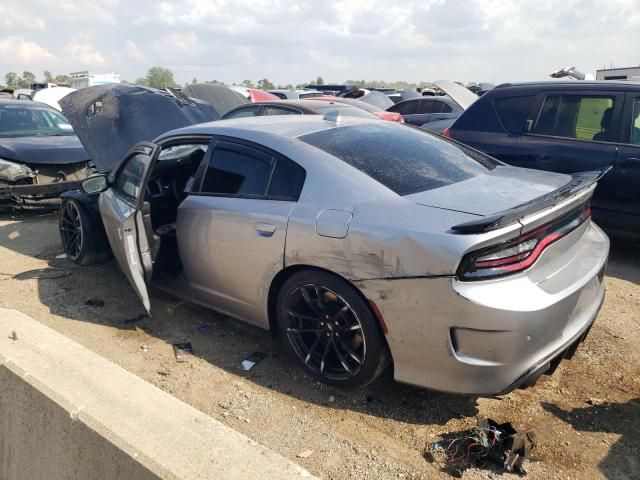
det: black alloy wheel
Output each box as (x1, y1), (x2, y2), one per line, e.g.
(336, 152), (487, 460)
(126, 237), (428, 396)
(277, 271), (390, 388)
(59, 199), (83, 261)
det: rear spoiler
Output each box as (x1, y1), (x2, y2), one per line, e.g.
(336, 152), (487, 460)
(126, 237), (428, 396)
(451, 168), (611, 234)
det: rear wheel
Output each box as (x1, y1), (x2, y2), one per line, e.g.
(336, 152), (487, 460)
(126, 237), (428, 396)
(59, 198), (111, 265)
(276, 270), (389, 389)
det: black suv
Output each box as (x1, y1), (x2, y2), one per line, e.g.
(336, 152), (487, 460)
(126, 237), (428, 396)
(446, 81), (640, 239)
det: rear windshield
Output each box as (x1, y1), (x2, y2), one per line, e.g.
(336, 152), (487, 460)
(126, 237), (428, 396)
(310, 103), (379, 120)
(299, 123), (495, 195)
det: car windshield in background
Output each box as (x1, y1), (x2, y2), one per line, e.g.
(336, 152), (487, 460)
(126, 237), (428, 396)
(299, 123), (496, 195)
(0, 104), (75, 137)
(311, 103), (379, 120)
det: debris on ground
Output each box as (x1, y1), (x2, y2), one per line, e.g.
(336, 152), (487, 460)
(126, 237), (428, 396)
(197, 323), (213, 333)
(173, 342), (194, 362)
(240, 352), (268, 371)
(140, 344), (148, 352)
(10, 330), (18, 341)
(425, 417), (536, 477)
(55, 253), (68, 259)
(297, 449), (314, 458)
(85, 298), (105, 308)
(123, 314), (147, 324)
(166, 302), (183, 314)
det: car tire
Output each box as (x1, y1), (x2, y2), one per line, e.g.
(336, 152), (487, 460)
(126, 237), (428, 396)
(58, 198), (112, 266)
(276, 270), (390, 389)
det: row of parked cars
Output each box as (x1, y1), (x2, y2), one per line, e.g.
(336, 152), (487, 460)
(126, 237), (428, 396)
(0, 78), (633, 396)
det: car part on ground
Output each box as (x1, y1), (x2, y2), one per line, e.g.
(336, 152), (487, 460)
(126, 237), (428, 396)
(60, 110), (609, 395)
(0, 98), (92, 210)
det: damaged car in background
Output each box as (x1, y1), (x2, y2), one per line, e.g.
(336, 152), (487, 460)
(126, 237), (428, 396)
(0, 98), (91, 209)
(57, 88), (609, 395)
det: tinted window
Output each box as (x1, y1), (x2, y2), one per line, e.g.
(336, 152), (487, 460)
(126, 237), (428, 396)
(268, 158), (306, 199)
(223, 106), (259, 119)
(114, 153), (148, 202)
(631, 97), (640, 145)
(534, 95), (615, 141)
(299, 123), (495, 196)
(388, 101), (416, 115)
(263, 106), (301, 116)
(494, 95), (535, 133)
(201, 147), (273, 196)
(417, 100), (438, 114)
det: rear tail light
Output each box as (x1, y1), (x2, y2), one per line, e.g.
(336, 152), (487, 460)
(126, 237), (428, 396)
(442, 127), (451, 138)
(457, 205), (591, 281)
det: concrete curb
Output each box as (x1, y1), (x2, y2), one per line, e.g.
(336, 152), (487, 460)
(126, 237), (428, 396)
(0, 308), (317, 480)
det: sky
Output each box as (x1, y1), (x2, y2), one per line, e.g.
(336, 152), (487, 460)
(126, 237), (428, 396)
(1, 0), (639, 86)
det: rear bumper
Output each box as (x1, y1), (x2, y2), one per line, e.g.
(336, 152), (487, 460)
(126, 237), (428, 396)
(356, 222), (609, 395)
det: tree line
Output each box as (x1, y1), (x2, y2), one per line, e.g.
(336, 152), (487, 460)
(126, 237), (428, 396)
(3, 71), (71, 89)
(2, 67), (430, 92)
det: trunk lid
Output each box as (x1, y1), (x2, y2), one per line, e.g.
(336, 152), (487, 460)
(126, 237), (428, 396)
(433, 80), (478, 110)
(59, 85), (219, 173)
(407, 165), (606, 233)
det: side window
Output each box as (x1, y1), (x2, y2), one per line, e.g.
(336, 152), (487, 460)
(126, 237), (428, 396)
(494, 95), (536, 133)
(390, 101), (417, 115)
(631, 97), (640, 145)
(223, 106), (259, 119)
(201, 146), (273, 196)
(417, 100), (437, 114)
(533, 95), (615, 141)
(263, 107), (301, 116)
(267, 158), (306, 200)
(440, 102), (452, 113)
(114, 153), (148, 202)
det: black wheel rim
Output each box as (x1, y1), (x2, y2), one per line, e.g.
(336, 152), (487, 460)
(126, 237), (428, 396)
(285, 284), (366, 381)
(60, 202), (83, 260)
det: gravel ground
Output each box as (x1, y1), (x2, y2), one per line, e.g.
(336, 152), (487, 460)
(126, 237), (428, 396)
(0, 212), (638, 480)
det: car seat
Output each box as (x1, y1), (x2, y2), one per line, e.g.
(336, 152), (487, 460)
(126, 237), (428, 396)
(593, 108), (612, 142)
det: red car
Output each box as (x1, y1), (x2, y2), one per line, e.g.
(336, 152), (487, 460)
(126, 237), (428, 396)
(310, 96), (404, 123)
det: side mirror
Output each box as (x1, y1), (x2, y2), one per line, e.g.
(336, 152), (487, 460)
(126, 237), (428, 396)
(81, 174), (108, 195)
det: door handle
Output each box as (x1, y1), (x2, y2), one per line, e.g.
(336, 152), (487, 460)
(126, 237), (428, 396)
(623, 157), (640, 165)
(254, 223), (276, 237)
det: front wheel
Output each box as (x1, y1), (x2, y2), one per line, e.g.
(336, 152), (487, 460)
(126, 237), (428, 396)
(276, 270), (390, 389)
(59, 198), (112, 265)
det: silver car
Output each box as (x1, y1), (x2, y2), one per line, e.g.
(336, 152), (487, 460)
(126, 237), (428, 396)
(60, 113), (609, 395)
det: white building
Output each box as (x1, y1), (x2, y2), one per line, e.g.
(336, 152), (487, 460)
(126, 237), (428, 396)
(596, 66), (640, 81)
(69, 71), (121, 89)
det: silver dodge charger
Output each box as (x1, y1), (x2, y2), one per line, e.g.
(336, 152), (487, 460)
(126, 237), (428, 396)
(60, 112), (609, 395)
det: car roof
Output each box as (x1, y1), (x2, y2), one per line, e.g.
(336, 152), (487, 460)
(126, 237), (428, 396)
(156, 114), (384, 142)
(0, 98), (57, 109)
(493, 80), (640, 92)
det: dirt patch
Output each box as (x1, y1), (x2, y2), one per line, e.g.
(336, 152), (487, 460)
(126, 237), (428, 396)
(1, 212), (638, 479)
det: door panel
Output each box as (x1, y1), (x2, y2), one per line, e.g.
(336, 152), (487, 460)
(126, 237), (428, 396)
(177, 196), (294, 327)
(98, 143), (160, 312)
(611, 94), (640, 236)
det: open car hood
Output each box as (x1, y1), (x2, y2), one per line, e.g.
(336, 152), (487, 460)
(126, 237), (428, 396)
(182, 83), (248, 115)
(358, 91), (394, 110)
(59, 84), (219, 173)
(433, 80), (478, 110)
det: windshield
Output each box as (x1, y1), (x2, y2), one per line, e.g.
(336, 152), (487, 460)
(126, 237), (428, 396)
(0, 104), (75, 137)
(311, 103), (379, 120)
(299, 123), (496, 196)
